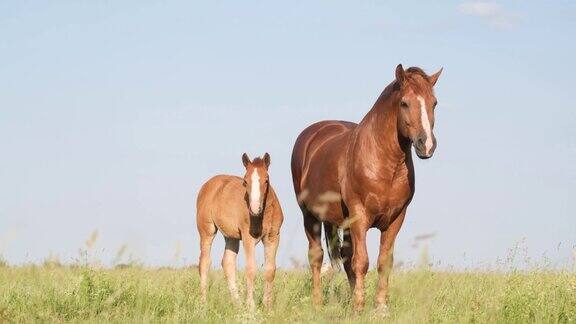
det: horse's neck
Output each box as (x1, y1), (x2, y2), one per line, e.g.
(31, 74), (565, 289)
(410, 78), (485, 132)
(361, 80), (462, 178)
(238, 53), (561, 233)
(351, 91), (411, 178)
(248, 191), (276, 237)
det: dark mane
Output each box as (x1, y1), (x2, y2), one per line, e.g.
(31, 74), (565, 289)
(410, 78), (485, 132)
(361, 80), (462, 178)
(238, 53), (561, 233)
(404, 66), (434, 95)
(251, 157), (266, 167)
(383, 66), (432, 99)
(405, 66), (430, 81)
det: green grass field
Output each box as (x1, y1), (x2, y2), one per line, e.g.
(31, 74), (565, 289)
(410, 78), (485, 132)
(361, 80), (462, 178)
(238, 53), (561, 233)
(1, 263), (575, 323)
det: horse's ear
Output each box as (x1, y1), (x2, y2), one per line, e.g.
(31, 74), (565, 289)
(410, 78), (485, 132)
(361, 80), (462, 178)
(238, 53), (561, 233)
(242, 153), (251, 168)
(263, 153), (271, 169)
(429, 67), (443, 86)
(395, 64), (405, 84)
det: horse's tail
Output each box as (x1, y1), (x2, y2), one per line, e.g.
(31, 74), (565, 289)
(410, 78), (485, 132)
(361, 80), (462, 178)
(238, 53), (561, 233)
(323, 223), (342, 272)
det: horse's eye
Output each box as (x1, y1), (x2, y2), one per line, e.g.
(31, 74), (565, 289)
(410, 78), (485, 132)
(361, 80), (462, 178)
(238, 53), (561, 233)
(242, 180), (247, 187)
(433, 100), (438, 108)
(400, 100), (409, 108)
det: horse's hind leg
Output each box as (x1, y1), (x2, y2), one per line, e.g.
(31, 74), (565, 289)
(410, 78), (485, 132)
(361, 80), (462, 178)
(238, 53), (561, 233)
(222, 237), (240, 303)
(341, 228), (355, 289)
(340, 202), (355, 289)
(323, 222), (342, 272)
(198, 220), (216, 303)
(303, 208), (323, 305)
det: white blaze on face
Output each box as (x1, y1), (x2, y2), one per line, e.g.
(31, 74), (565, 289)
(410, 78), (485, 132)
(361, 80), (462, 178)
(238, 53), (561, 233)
(417, 96), (434, 154)
(249, 169), (261, 214)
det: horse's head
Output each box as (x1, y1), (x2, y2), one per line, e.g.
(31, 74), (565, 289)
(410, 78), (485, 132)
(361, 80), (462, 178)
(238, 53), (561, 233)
(241, 152), (271, 216)
(394, 64), (443, 159)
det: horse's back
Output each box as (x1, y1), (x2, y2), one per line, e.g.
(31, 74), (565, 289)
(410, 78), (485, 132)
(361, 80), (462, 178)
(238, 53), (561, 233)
(196, 175), (243, 216)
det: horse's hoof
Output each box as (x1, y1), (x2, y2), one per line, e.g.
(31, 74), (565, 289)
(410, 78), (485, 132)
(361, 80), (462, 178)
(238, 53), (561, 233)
(353, 301), (366, 313)
(373, 304), (390, 317)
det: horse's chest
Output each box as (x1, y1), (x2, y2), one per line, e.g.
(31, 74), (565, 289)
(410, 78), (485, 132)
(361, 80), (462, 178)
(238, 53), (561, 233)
(363, 177), (413, 225)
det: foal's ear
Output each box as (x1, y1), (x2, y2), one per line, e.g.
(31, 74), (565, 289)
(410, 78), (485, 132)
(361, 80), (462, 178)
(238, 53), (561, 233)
(242, 153), (251, 168)
(395, 64), (405, 84)
(263, 153), (271, 169)
(429, 67), (443, 86)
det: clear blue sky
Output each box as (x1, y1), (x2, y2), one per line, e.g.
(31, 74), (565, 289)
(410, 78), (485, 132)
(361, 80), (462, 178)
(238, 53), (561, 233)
(1, 1), (575, 269)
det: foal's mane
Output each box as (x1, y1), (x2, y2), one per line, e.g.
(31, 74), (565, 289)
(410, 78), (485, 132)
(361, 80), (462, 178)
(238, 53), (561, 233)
(251, 157), (266, 168)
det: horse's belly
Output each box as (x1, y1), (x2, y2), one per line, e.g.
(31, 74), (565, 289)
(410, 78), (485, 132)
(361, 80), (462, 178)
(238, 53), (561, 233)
(210, 206), (244, 239)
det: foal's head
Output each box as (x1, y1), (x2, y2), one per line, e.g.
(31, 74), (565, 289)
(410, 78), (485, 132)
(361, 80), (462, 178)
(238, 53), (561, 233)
(394, 64), (443, 159)
(241, 153), (271, 216)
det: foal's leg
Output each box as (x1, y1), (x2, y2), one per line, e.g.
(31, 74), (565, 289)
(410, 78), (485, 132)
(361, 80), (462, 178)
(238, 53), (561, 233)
(222, 237), (240, 303)
(198, 224), (216, 303)
(375, 211), (406, 313)
(262, 232), (280, 308)
(242, 238), (257, 310)
(349, 206), (369, 311)
(303, 211), (323, 305)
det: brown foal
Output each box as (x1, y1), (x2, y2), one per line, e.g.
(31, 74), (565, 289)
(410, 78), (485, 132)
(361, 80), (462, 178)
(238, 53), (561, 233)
(291, 64), (443, 311)
(196, 153), (283, 309)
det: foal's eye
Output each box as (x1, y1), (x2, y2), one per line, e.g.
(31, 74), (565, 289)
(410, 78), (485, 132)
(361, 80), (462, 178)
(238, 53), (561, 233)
(242, 180), (247, 187)
(433, 100), (438, 108)
(400, 100), (409, 108)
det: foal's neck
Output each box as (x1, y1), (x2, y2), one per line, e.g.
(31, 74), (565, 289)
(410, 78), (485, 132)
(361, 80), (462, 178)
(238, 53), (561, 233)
(356, 85), (411, 169)
(247, 191), (272, 237)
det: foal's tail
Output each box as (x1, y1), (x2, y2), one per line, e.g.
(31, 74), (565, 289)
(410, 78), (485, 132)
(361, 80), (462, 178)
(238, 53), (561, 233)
(323, 223), (342, 272)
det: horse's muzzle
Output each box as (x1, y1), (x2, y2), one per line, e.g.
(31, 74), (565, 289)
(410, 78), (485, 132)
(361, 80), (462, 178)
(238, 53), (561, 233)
(414, 134), (437, 159)
(249, 203), (264, 216)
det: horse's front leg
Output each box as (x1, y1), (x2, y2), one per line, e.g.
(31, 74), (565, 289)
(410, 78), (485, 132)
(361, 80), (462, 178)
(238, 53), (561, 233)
(375, 209), (406, 314)
(262, 231), (280, 308)
(242, 238), (257, 310)
(348, 206), (369, 311)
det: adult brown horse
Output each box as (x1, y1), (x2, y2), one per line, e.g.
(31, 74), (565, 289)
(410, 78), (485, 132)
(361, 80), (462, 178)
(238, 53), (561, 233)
(197, 153), (283, 309)
(291, 64), (443, 312)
